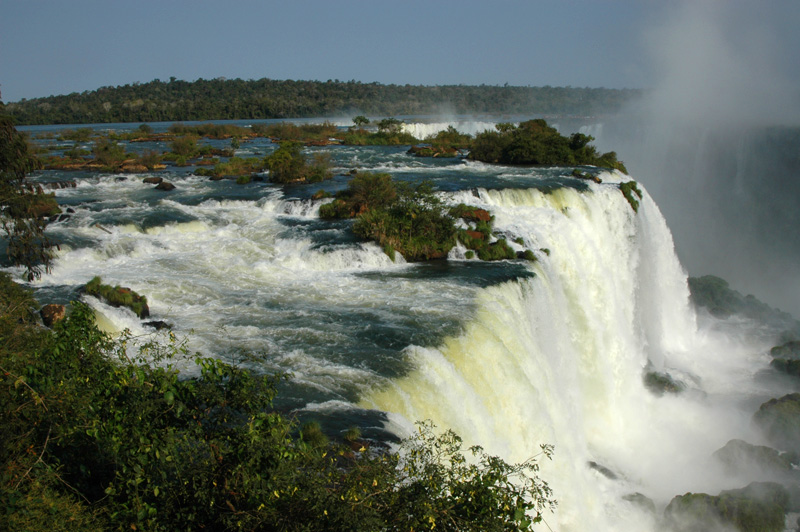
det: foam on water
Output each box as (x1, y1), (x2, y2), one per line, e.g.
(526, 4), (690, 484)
(402, 120), (501, 139)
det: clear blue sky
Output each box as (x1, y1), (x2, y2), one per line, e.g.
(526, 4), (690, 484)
(1, 0), (798, 103)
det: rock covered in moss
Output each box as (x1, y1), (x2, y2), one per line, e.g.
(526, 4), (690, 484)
(713, 439), (797, 478)
(644, 371), (685, 396)
(407, 144), (459, 158)
(770, 341), (800, 378)
(664, 482), (790, 532)
(40, 303), (66, 328)
(82, 276), (150, 319)
(753, 394), (800, 451)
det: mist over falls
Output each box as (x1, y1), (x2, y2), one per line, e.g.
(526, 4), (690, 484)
(586, 120), (800, 318)
(579, 1), (800, 318)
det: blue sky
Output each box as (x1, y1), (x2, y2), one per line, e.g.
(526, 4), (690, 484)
(1, 0), (798, 102)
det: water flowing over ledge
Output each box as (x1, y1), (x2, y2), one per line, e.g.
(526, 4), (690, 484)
(365, 179), (791, 531)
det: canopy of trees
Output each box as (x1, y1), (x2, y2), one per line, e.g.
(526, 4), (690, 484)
(468, 119), (628, 172)
(5, 78), (641, 125)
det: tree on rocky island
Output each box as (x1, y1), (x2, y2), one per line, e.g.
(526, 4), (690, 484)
(468, 119), (627, 173)
(352, 115), (370, 129)
(265, 141), (332, 184)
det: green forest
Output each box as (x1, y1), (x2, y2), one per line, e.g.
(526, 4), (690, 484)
(5, 77), (641, 125)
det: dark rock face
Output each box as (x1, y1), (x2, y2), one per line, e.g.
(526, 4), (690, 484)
(143, 177), (163, 185)
(155, 181), (176, 191)
(44, 180), (77, 189)
(753, 393), (800, 451)
(407, 145), (459, 158)
(713, 439), (797, 478)
(665, 482), (790, 532)
(643, 371), (685, 396)
(144, 320), (172, 331)
(770, 341), (800, 377)
(40, 304), (66, 328)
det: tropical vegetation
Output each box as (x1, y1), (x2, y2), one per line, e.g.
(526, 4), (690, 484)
(265, 142), (332, 184)
(0, 102), (55, 280)
(320, 173), (536, 262)
(468, 119), (627, 172)
(0, 272), (557, 531)
(5, 77), (640, 125)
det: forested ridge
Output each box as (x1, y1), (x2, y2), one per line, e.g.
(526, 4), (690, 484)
(5, 77), (641, 125)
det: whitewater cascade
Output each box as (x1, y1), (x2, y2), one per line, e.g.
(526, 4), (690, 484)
(401, 120), (500, 139)
(365, 176), (785, 531)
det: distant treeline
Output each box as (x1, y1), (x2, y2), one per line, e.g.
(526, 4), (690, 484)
(5, 77), (641, 125)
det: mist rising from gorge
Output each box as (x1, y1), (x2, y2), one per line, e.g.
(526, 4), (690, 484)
(589, 0), (800, 317)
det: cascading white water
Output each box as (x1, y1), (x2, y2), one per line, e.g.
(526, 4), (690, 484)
(402, 120), (501, 139)
(364, 174), (789, 531)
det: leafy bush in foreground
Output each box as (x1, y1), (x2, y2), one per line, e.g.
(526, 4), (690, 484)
(0, 273), (556, 531)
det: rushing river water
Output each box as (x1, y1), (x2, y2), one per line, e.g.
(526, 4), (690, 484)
(11, 118), (800, 531)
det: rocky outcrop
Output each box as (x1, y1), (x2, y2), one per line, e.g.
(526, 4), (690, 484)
(451, 206), (492, 223)
(770, 341), (800, 378)
(713, 439), (798, 478)
(664, 482), (791, 532)
(753, 393), (800, 451)
(155, 181), (176, 191)
(44, 180), (77, 189)
(571, 169), (602, 183)
(144, 320), (172, 331)
(143, 177), (163, 185)
(40, 304), (66, 328)
(643, 371), (685, 396)
(407, 145), (460, 158)
(82, 276), (150, 319)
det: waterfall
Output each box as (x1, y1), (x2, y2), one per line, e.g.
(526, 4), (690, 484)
(364, 177), (782, 531)
(401, 120), (501, 139)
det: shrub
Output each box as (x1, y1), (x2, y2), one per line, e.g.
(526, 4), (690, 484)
(168, 135), (199, 158)
(424, 126), (473, 149)
(265, 142), (332, 184)
(136, 150), (162, 170)
(477, 239), (516, 261)
(619, 181), (642, 212)
(305, 152), (333, 183)
(91, 138), (127, 168)
(319, 172), (397, 219)
(353, 181), (458, 261)
(343, 130), (419, 146)
(265, 142), (306, 183)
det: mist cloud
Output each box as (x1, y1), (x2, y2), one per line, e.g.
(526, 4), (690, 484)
(593, 0), (800, 316)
